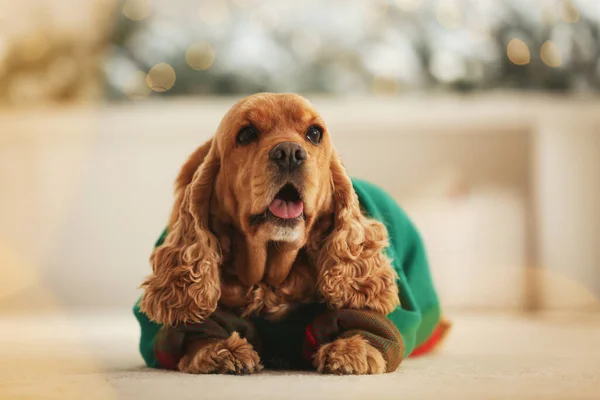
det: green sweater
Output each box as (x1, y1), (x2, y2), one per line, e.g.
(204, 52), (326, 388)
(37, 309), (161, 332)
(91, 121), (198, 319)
(134, 178), (441, 368)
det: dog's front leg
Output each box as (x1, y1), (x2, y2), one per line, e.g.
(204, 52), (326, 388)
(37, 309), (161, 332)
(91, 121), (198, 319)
(305, 309), (405, 375)
(154, 308), (263, 374)
(179, 332), (262, 374)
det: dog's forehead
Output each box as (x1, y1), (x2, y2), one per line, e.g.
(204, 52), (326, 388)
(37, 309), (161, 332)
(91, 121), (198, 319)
(236, 94), (319, 127)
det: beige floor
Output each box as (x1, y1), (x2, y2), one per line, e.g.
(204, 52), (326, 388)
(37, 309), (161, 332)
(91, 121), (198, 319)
(1, 311), (599, 400)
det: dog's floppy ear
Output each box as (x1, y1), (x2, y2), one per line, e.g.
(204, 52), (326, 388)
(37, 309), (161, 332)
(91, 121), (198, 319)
(169, 139), (214, 227)
(315, 150), (399, 315)
(140, 139), (221, 326)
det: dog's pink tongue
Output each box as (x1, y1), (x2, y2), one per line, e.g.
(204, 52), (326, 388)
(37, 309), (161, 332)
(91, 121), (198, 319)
(269, 199), (304, 219)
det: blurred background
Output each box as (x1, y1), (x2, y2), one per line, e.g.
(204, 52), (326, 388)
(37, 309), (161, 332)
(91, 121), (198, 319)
(1, 0), (600, 314)
(2, 1), (600, 398)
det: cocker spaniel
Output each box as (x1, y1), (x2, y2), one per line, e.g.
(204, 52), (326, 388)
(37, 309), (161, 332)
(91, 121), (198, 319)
(136, 93), (446, 375)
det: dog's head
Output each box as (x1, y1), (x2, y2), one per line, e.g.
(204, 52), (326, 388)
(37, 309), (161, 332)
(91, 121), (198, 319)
(212, 93), (332, 247)
(140, 93), (397, 325)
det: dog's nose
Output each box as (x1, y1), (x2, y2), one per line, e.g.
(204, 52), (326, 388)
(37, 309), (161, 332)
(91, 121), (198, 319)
(269, 142), (307, 172)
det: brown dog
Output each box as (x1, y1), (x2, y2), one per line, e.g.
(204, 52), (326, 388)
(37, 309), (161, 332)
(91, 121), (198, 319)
(139, 93), (400, 374)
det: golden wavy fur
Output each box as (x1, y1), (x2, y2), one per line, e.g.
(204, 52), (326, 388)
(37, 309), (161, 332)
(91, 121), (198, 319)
(139, 93), (399, 374)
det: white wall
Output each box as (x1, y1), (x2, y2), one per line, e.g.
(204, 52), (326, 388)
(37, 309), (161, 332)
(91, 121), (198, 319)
(535, 116), (600, 310)
(1, 95), (599, 311)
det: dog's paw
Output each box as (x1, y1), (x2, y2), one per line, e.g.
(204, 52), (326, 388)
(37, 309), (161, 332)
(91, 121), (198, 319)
(313, 335), (386, 375)
(178, 332), (263, 374)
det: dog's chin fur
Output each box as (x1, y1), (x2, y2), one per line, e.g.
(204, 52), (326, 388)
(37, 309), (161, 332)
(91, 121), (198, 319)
(264, 208), (307, 243)
(269, 223), (304, 243)
(249, 210), (306, 243)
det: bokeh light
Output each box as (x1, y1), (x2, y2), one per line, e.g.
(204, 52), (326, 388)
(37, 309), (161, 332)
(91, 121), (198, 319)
(436, 1), (462, 29)
(145, 63), (176, 92)
(507, 38), (531, 66)
(540, 40), (562, 67)
(6, 0), (600, 104)
(185, 42), (215, 71)
(122, 0), (152, 21)
(198, 1), (230, 26)
(560, 0), (580, 23)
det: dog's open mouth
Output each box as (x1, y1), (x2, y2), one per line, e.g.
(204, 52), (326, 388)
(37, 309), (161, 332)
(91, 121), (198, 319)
(267, 184), (304, 220)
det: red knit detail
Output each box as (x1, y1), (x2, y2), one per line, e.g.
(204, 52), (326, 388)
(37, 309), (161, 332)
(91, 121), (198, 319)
(155, 350), (179, 370)
(409, 324), (442, 358)
(305, 324), (318, 349)
(303, 324), (319, 363)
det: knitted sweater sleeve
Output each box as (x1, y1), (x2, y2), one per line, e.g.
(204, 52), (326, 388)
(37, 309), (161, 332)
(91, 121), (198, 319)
(350, 179), (442, 357)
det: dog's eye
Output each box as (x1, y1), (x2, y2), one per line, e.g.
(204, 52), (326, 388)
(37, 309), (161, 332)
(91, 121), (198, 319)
(237, 125), (258, 146)
(306, 125), (322, 145)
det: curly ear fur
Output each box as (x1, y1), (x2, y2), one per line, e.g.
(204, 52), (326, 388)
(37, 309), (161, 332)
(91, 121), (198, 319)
(169, 139), (213, 227)
(316, 151), (400, 315)
(140, 141), (222, 326)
